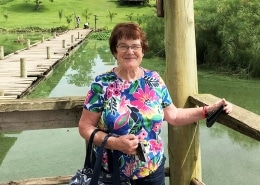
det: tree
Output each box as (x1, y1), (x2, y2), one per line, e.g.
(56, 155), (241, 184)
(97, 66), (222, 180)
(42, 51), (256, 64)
(107, 11), (117, 23)
(82, 8), (92, 22)
(126, 13), (134, 21)
(33, 0), (54, 11)
(65, 14), (73, 26)
(3, 12), (9, 21)
(58, 9), (63, 22)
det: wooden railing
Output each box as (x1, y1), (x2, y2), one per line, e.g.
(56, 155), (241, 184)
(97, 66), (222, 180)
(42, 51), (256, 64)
(0, 94), (259, 185)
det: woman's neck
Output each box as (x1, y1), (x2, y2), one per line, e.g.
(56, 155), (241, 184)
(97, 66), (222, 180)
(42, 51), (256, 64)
(114, 67), (143, 82)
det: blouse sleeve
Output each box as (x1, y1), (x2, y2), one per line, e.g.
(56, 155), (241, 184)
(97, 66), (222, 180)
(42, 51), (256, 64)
(158, 74), (173, 108)
(83, 80), (105, 113)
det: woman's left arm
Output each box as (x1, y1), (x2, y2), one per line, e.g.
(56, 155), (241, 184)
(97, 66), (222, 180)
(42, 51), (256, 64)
(163, 98), (232, 126)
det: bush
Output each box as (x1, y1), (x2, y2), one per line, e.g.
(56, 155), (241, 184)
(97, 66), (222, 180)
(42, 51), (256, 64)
(195, 0), (260, 78)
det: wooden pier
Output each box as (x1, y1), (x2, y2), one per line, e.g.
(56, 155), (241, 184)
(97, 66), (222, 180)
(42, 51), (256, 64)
(0, 29), (92, 100)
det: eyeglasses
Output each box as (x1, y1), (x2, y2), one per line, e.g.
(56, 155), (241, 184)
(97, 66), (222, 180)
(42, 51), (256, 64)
(116, 44), (142, 52)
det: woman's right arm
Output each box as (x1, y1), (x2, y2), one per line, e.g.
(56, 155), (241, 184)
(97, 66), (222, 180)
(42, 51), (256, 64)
(78, 109), (139, 154)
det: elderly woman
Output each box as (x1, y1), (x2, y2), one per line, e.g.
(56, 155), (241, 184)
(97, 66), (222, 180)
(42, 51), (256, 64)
(78, 22), (232, 185)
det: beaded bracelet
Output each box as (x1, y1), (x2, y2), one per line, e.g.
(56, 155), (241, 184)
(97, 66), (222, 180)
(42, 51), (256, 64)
(202, 105), (208, 118)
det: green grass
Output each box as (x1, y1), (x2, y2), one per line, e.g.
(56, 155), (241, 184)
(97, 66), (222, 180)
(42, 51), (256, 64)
(0, 32), (52, 55)
(0, 0), (156, 55)
(0, 0), (156, 30)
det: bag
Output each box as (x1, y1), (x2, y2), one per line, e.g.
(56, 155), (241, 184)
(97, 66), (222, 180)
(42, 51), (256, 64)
(69, 129), (131, 185)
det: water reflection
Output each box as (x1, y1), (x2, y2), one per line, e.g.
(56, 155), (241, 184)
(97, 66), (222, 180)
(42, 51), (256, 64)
(27, 40), (117, 98)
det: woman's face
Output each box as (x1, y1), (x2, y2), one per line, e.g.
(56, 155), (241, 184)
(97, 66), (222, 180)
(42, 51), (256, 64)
(114, 38), (144, 70)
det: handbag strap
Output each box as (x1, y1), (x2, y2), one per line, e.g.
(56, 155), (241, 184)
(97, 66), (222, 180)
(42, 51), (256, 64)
(84, 128), (101, 169)
(89, 134), (121, 185)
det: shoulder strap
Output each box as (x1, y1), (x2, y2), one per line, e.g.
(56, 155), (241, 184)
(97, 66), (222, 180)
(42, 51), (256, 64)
(89, 134), (121, 185)
(84, 128), (101, 168)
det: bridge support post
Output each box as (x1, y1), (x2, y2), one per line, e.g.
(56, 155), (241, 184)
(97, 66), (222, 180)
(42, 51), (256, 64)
(20, 58), (27, 78)
(0, 46), (4, 60)
(164, 0), (202, 184)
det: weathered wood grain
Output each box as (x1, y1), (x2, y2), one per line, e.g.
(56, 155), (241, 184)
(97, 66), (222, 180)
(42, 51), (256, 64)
(189, 94), (260, 141)
(0, 29), (92, 99)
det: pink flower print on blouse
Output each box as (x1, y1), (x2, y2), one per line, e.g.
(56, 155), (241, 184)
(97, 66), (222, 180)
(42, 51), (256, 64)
(152, 122), (162, 133)
(131, 85), (159, 118)
(118, 96), (131, 114)
(137, 129), (148, 141)
(149, 139), (163, 154)
(84, 91), (92, 104)
(108, 82), (116, 90)
(117, 80), (131, 92)
(122, 161), (134, 177)
(113, 88), (121, 97)
(107, 82), (121, 98)
(106, 89), (113, 99)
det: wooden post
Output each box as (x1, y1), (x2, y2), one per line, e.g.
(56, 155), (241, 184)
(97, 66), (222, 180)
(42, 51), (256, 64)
(41, 35), (44, 43)
(0, 46), (4, 60)
(62, 40), (66, 48)
(20, 58), (27, 78)
(53, 32), (56, 38)
(78, 32), (80, 39)
(164, 0), (202, 185)
(71, 35), (74, 43)
(47, 47), (51, 59)
(26, 39), (30, 50)
(0, 90), (4, 96)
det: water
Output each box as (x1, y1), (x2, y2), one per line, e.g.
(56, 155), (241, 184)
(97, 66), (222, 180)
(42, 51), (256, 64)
(0, 40), (259, 185)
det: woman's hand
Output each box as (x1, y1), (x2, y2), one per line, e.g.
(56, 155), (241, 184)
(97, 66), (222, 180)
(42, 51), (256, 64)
(207, 98), (233, 114)
(115, 134), (139, 155)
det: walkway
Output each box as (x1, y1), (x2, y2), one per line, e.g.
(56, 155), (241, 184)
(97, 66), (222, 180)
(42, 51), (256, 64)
(0, 29), (92, 100)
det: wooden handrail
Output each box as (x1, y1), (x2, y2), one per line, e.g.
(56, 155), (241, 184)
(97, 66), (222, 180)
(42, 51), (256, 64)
(0, 94), (259, 142)
(189, 94), (260, 142)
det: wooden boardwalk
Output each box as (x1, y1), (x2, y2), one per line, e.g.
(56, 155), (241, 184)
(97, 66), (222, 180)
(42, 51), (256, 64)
(0, 29), (92, 100)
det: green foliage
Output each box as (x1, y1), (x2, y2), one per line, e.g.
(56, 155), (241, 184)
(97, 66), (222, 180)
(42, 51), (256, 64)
(125, 13), (134, 21)
(65, 14), (73, 25)
(82, 8), (92, 22)
(2, 11), (8, 21)
(107, 11), (117, 23)
(142, 15), (165, 58)
(195, 0), (260, 78)
(88, 30), (111, 40)
(58, 9), (63, 22)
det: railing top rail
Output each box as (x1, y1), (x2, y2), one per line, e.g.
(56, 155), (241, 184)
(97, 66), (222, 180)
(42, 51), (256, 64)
(189, 94), (260, 142)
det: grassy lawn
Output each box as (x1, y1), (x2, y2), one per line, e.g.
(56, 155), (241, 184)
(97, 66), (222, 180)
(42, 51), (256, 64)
(0, 0), (156, 30)
(0, 0), (156, 55)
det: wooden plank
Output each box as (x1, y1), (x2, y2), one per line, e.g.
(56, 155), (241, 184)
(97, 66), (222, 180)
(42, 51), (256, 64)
(0, 29), (92, 100)
(0, 96), (84, 112)
(0, 175), (71, 185)
(0, 169), (205, 185)
(189, 94), (260, 141)
(0, 109), (81, 131)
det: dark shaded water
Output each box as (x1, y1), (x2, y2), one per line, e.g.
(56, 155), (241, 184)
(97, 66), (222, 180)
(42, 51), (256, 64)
(0, 40), (259, 185)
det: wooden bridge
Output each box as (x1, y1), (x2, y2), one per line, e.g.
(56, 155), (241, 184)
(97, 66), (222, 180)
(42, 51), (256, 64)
(0, 95), (259, 185)
(0, 29), (91, 100)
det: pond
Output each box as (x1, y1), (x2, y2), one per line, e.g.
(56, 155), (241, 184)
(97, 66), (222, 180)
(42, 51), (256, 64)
(0, 39), (259, 185)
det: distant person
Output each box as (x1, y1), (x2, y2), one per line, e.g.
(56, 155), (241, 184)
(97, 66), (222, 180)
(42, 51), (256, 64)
(84, 22), (89, 29)
(76, 16), (80, 28)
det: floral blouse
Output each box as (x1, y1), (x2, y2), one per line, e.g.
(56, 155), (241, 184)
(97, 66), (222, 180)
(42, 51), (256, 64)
(83, 67), (172, 179)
